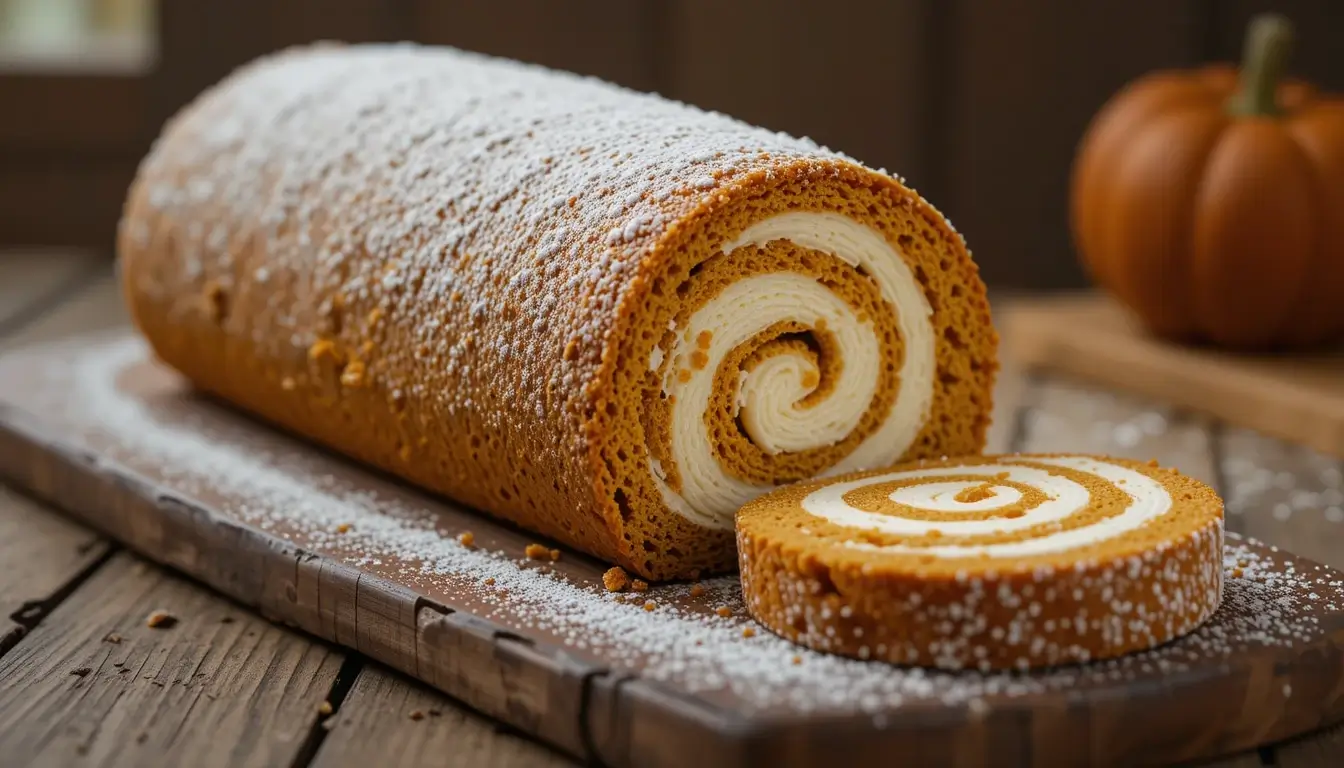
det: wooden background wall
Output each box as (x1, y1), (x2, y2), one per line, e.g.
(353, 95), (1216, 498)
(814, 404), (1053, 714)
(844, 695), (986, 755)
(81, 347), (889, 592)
(3, 0), (1343, 290)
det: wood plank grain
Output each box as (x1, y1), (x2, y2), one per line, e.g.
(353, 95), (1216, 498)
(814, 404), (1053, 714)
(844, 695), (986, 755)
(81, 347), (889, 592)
(0, 256), (117, 652)
(152, 0), (411, 131)
(312, 664), (573, 768)
(0, 270), (127, 351)
(0, 250), (101, 332)
(0, 163), (138, 251)
(0, 551), (346, 767)
(939, 0), (1206, 290)
(0, 359), (604, 763)
(1219, 427), (1344, 572)
(410, 0), (658, 92)
(664, 0), (938, 190)
(0, 74), (149, 153)
(0, 485), (110, 654)
(1001, 294), (1344, 464)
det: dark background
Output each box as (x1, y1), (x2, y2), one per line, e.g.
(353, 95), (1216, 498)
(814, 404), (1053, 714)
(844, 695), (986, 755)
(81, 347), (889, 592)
(3, 0), (1342, 290)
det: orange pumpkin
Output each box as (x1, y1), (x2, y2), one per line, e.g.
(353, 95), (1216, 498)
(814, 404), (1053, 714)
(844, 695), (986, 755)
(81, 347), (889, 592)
(1071, 14), (1344, 350)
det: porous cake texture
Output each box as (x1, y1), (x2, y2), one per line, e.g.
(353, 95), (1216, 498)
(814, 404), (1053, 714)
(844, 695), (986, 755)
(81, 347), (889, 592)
(118, 42), (997, 580)
(736, 454), (1225, 670)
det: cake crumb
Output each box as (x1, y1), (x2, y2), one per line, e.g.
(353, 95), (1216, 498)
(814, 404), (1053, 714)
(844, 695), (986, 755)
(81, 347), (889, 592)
(340, 360), (366, 387)
(308, 339), (339, 363)
(336, 523), (351, 534)
(792, 655), (802, 665)
(742, 627), (756, 638)
(602, 566), (630, 592)
(458, 531), (475, 548)
(631, 579), (649, 593)
(103, 632), (123, 645)
(524, 543), (550, 560)
(146, 610), (177, 629)
(549, 548), (561, 562)
(689, 583), (706, 598)
(318, 701), (333, 716)
(953, 483), (996, 504)
(409, 710), (425, 721)
(483, 577), (496, 586)
(643, 600), (656, 611)
(715, 606), (732, 618)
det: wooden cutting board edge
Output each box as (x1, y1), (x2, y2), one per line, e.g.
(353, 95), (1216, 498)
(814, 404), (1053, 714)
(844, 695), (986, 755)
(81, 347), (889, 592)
(998, 294), (1344, 463)
(5, 396), (1344, 767)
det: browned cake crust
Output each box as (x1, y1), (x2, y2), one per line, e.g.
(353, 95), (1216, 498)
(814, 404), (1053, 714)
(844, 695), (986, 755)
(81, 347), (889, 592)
(736, 453), (1224, 669)
(117, 43), (998, 581)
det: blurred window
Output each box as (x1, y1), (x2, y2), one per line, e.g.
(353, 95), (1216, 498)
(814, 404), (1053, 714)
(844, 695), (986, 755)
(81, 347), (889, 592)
(0, 0), (155, 74)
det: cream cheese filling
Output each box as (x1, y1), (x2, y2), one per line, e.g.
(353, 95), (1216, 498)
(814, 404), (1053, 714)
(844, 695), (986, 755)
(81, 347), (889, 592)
(649, 212), (935, 530)
(799, 456), (1177, 559)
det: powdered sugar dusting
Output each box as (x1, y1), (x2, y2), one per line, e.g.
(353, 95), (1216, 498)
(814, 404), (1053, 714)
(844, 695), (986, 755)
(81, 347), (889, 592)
(7, 334), (1344, 718)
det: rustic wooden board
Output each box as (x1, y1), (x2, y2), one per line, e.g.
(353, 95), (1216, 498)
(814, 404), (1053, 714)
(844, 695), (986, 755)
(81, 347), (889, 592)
(0, 485), (110, 654)
(0, 254), (115, 654)
(0, 551), (346, 767)
(4, 332), (1344, 767)
(312, 664), (570, 768)
(1000, 293), (1344, 463)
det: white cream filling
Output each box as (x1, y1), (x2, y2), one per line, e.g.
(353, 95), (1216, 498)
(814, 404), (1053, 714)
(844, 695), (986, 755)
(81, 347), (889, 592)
(886, 481), (1024, 512)
(649, 212), (935, 530)
(800, 456), (1174, 559)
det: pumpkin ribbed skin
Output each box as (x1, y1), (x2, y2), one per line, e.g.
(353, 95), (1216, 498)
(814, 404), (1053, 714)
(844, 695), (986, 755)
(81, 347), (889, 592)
(1071, 64), (1344, 350)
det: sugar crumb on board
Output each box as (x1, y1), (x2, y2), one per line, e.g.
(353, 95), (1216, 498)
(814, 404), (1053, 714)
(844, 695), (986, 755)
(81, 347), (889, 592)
(34, 336), (1344, 717)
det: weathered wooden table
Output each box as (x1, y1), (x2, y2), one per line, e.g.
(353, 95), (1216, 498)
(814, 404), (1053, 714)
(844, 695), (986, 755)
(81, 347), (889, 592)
(1, 251), (1341, 767)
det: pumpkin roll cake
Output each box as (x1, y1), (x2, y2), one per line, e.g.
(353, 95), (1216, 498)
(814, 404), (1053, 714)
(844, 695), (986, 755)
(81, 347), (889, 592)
(737, 454), (1224, 670)
(117, 43), (997, 581)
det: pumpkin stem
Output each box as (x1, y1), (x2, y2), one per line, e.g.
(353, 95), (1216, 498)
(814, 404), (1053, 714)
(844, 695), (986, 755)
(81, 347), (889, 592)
(1228, 13), (1295, 117)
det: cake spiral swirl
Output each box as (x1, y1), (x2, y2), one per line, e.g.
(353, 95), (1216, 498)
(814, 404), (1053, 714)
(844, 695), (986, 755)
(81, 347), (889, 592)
(737, 454), (1225, 670)
(647, 213), (936, 531)
(116, 42), (997, 581)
